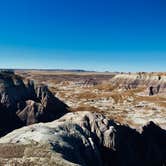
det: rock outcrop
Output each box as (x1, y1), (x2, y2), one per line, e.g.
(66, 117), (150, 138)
(110, 73), (166, 95)
(0, 111), (165, 166)
(0, 72), (69, 136)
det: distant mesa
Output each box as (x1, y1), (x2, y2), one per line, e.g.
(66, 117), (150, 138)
(15, 68), (95, 73)
(111, 73), (166, 95)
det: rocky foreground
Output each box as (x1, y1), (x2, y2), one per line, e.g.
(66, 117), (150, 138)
(0, 111), (165, 166)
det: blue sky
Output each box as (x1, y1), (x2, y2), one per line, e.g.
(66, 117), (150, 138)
(0, 0), (165, 71)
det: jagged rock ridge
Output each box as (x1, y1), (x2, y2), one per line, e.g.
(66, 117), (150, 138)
(0, 111), (165, 166)
(0, 71), (69, 136)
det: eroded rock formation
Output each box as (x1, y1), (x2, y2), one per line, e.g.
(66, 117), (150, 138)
(0, 72), (69, 136)
(111, 73), (166, 95)
(0, 111), (165, 166)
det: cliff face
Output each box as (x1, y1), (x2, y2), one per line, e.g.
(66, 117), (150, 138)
(0, 72), (69, 136)
(110, 74), (166, 95)
(0, 111), (165, 166)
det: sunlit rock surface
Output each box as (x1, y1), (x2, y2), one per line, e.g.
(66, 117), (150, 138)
(0, 111), (165, 166)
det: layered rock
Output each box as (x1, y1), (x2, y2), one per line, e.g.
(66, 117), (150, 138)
(110, 73), (166, 95)
(0, 72), (69, 136)
(0, 111), (165, 166)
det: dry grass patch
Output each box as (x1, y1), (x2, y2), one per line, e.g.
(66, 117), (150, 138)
(0, 144), (26, 158)
(71, 105), (101, 113)
(76, 91), (98, 100)
(94, 82), (119, 91)
(135, 95), (166, 108)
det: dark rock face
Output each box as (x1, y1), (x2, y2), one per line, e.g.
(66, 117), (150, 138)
(149, 86), (154, 96)
(0, 72), (69, 136)
(149, 85), (162, 96)
(103, 121), (166, 166)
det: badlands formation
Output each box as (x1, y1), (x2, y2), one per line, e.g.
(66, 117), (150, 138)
(0, 70), (165, 166)
(18, 70), (166, 129)
(0, 70), (69, 136)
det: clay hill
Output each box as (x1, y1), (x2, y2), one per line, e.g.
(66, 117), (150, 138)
(0, 70), (69, 136)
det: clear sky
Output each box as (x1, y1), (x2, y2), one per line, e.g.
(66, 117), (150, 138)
(0, 0), (165, 72)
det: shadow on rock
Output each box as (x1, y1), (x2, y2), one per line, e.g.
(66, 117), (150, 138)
(101, 121), (166, 166)
(0, 72), (69, 136)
